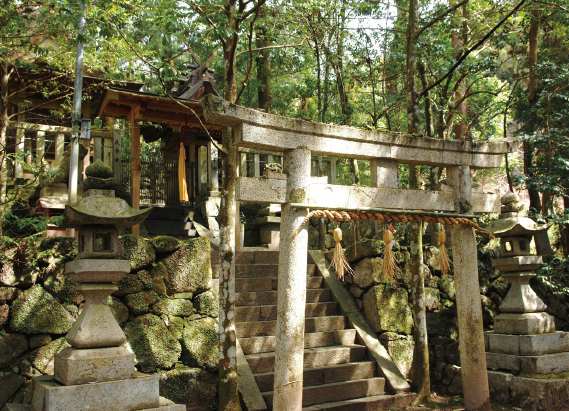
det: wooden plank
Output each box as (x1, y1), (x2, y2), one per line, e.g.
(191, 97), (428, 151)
(235, 177), (500, 213)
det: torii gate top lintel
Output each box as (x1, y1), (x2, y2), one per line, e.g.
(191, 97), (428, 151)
(201, 95), (514, 169)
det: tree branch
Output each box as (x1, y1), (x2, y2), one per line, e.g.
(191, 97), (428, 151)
(416, 0), (469, 38)
(420, 0), (527, 97)
(235, 37), (309, 58)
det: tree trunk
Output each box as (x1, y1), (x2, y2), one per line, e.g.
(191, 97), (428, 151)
(256, 8), (272, 112)
(406, 0), (430, 402)
(526, 11), (541, 214)
(451, 2), (468, 141)
(0, 61), (12, 234)
(218, 26), (241, 411)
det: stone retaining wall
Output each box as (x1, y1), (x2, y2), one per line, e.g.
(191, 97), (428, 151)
(0, 235), (218, 411)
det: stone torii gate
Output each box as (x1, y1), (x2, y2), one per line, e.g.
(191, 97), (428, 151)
(202, 95), (513, 411)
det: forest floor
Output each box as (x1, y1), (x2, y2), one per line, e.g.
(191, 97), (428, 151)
(400, 394), (520, 410)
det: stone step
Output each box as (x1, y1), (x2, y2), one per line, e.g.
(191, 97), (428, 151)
(237, 316), (346, 339)
(246, 345), (367, 374)
(144, 220), (194, 230)
(144, 206), (194, 222)
(301, 393), (416, 411)
(236, 276), (323, 292)
(254, 361), (376, 392)
(211, 250), (280, 265)
(211, 264), (316, 279)
(236, 289), (331, 307)
(262, 377), (386, 408)
(236, 302), (338, 322)
(240, 329), (357, 354)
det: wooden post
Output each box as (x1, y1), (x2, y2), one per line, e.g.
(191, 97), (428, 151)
(198, 145), (208, 196)
(15, 127), (24, 179)
(253, 153), (260, 177)
(330, 157), (337, 184)
(56, 134), (65, 160)
(240, 152), (247, 177)
(36, 131), (45, 166)
(273, 148), (311, 411)
(112, 124), (122, 180)
(82, 139), (90, 180)
(94, 137), (102, 161)
(208, 141), (219, 192)
(129, 109), (141, 235)
(189, 141), (196, 200)
(448, 165), (490, 411)
(25, 138), (32, 167)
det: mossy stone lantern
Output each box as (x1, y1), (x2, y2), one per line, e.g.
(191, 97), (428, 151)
(487, 191), (552, 332)
(56, 161), (152, 383)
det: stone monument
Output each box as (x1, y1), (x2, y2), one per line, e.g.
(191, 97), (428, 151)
(4, 161), (185, 411)
(485, 191), (569, 410)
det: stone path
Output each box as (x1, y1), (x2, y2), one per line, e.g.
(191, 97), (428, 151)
(213, 249), (415, 410)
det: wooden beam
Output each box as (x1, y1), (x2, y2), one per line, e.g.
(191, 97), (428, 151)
(235, 177), (500, 213)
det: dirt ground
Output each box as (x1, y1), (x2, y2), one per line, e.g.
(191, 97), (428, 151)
(399, 395), (521, 411)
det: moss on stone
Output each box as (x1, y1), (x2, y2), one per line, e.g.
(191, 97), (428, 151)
(125, 314), (181, 372)
(42, 264), (78, 305)
(194, 291), (218, 318)
(0, 333), (28, 368)
(114, 274), (144, 297)
(120, 235), (156, 270)
(150, 299), (195, 317)
(362, 284), (413, 335)
(159, 366), (217, 411)
(137, 270), (154, 290)
(29, 337), (70, 373)
(0, 287), (21, 304)
(108, 296), (129, 326)
(85, 159), (113, 178)
(181, 317), (218, 370)
(10, 285), (74, 334)
(123, 291), (160, 316)
(166, 316), (184, 340)
(156, 238), (211, 295)
(151, 236), (182, 254)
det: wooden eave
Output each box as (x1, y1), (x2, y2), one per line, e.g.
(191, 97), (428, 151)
(97, 88), (221, 134)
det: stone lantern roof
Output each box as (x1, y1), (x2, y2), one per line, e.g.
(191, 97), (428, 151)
(487, 191), (549, 238)
(62, 160), (152, 229)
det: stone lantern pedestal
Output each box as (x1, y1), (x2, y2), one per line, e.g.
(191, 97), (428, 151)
(4, 161), (185, 411)
(485, 192), (569, 410)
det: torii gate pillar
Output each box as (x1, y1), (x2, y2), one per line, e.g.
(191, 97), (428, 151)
(273, 148), (311, 411)
(448, 165), (490, 411)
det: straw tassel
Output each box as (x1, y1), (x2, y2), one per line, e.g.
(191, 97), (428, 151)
(330, 227), (354, 281)
(382, 228), (397, 284)
(437, 230), (451, 275)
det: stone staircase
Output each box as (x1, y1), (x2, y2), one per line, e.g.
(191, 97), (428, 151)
(212, 249), (415, 411)
(140, 206), (197, 239)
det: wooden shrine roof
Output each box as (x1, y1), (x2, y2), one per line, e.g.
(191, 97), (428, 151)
(97, 88), (222, 134)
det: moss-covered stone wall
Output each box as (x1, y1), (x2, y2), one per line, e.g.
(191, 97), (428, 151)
(0, 235), (218, 411)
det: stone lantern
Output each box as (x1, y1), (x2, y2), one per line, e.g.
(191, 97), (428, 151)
(485, 191), (569, 409)
(6, 160), (185, 411)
